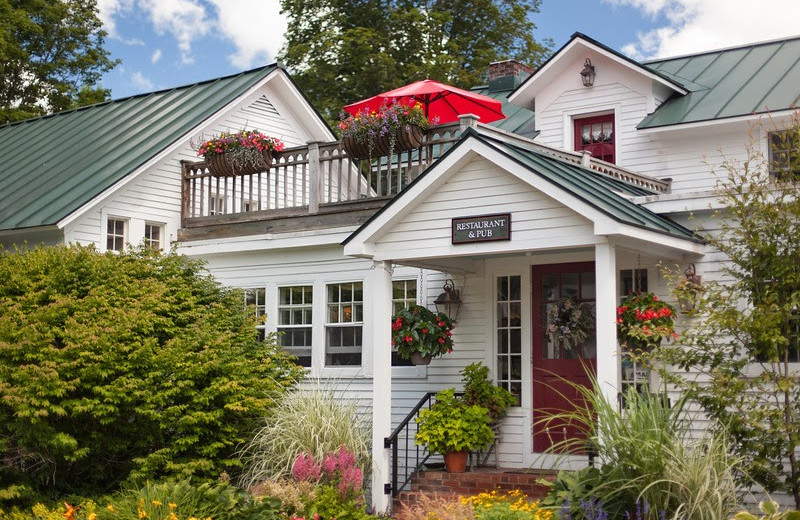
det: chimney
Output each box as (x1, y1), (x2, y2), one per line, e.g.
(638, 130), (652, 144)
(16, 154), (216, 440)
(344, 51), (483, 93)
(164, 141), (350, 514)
(487, 59), (535, 92)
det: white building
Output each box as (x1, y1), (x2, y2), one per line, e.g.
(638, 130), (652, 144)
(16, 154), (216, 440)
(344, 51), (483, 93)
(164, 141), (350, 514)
(2, 33), (799, 511)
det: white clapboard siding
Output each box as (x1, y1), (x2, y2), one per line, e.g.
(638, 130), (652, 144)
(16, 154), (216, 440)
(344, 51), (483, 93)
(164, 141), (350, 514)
(63, 90), (307, 247)
(373, 157), (596, 260)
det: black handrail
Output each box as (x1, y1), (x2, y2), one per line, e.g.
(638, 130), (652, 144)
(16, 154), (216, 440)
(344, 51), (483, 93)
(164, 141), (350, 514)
(383, 391), (464, 497)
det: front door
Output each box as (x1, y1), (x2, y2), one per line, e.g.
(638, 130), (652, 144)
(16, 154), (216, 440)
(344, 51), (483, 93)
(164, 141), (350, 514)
(532, 262), (596, 453)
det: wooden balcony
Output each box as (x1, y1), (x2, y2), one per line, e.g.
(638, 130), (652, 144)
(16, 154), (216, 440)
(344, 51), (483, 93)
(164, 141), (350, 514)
(178, 118), (671, 241)
(179, 123), (464, 240)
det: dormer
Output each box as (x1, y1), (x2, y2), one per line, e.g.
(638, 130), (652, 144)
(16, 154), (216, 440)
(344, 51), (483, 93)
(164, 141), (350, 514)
(508, 33), (687, 167)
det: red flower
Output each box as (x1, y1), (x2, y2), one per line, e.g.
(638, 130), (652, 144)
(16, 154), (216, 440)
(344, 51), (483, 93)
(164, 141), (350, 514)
(438, 338), (445, 344)
(422, 328), (428, 334)
(404, 335), (413, 343)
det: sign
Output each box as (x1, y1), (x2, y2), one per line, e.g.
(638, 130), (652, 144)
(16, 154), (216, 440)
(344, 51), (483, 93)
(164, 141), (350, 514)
(452, 213), (511, 244)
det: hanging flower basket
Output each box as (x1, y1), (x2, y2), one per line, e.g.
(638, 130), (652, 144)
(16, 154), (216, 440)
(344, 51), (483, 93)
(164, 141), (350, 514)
(205, 149), (273, 177)
(339, 101), (433, 160)
(616, 292), (677, 354)
(194, 130), (284, 178)
(391, 304), (455, 363)
(341, 125), (424, 159)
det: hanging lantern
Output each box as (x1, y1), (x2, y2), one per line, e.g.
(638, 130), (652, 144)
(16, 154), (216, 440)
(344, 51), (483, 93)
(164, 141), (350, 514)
(580, 58), (596, 87)
(677, 263), (702, 313)
(434, 279), (462, 321)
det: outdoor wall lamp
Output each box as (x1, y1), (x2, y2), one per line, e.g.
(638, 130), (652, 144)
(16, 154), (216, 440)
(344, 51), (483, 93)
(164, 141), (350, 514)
(580, 58), (596, 87)
(677, 263), (703, 313)
(434, 279), (462, 321)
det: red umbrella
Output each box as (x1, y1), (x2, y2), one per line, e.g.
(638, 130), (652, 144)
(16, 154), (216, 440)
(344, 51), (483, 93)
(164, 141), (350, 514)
(343, 79), (506, 124)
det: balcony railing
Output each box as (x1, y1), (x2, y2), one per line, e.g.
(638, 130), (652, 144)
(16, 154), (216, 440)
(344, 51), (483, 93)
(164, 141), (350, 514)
(180, 122), (463, 226)
(180, 118), (671, 228)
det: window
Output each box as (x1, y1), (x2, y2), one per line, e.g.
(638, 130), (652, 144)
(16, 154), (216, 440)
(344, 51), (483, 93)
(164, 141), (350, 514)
(769, 130), (800, 179)
(391, 279), (418, 366)
(620, 268), (648, 301)
(144, 223), (163, 250)
(497, 275), (522, 402)
(574, 114), (615, 164)
(278, 286), (313, 367)
(245, 288), (267, 340)
(106, 218), (126, 251)
(326, 282), (363, 366)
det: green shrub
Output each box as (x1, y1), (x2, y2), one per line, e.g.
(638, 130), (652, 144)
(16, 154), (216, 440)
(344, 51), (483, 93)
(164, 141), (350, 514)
(238, 381), (371, 487)
(96, 479), (281, 520)
(461, 362), (516, 422)
(0, 245), (303, 502)
(732, 500), (800, 520)
(415, 389), (494, 455)
(538, 381), (741, 519)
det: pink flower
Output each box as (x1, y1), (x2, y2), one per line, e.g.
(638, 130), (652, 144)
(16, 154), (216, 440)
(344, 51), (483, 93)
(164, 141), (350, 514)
(292, 452), (321, 482)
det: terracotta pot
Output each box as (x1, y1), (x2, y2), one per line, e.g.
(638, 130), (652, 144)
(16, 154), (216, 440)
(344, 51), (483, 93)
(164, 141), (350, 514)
(205, 149), (273, 177)
(341, 125), (424, 159)
(409, 352), (432, 366)
(443, 451), (468, 473)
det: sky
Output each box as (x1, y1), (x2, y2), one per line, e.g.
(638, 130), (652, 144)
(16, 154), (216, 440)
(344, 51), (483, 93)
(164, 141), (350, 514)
(97, 0), (800, 100)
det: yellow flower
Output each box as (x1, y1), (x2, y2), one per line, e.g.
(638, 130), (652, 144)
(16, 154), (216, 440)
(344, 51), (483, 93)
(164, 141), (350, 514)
(168, 503), (177, 510)
(89, 514), (97, 520)
(106, 504), (115, 511)
(152, 501), (162, 507)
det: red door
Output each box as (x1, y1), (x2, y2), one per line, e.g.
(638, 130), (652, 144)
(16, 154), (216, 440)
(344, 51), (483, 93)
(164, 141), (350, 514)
(532, 262), (596, 453)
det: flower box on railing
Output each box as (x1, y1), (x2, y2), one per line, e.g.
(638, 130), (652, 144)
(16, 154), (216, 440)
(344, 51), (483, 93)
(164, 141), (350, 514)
(341, 125), (424, 159)
(194, 130), (284, 177)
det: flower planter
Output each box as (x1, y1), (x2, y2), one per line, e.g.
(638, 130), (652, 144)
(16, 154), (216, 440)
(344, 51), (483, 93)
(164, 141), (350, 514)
(205, 149), (273, 177)
(410, 352), (432, 366)
(443, 451), (468, 473)
(342, 125), (424, 159)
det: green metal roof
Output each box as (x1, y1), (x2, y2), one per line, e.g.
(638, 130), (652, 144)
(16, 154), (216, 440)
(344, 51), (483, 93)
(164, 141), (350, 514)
(345, 127), (703, 246)
(640, 36), (800, 128)
(0, 65), (278, 231)
(471, 81), (537, 137)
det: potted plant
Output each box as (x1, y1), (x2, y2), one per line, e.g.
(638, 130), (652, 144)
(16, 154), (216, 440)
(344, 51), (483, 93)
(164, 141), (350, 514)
(195, 129), (285, 177)
(461, 362), (516, 423)
(546, 296), (594, 349)
(338, 101), (433, 160)
(415, 389), (494, 472)
(616, 292), (677, 355)
(391, 304), (455, 365)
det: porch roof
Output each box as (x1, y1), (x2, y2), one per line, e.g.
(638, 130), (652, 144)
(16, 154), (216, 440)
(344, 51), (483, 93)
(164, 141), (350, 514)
(343, 127), (704, 251)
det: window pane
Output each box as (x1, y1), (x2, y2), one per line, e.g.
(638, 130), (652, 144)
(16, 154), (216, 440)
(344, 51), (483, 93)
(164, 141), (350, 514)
(326, 282), (363, 366)
(496, 275), (522, 402)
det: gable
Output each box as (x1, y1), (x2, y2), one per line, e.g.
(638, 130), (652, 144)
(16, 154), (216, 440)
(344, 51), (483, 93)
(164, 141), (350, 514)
(370, 156), (597, 261)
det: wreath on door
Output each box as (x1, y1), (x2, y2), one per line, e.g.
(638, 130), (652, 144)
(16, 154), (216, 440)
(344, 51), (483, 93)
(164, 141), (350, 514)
(546, 297), (594, 349)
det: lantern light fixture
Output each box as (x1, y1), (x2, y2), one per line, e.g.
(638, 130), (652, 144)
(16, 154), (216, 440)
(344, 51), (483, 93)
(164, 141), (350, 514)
(580, 58), (596, 87)
(434, 279), (462, 322)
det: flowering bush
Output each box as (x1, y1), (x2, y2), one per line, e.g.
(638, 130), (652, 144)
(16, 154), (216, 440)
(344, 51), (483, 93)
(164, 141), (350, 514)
(391, 304), (455, 360)
(461, 490), (554, 520)
(616, 292), (677, 353)
(546, 297), (594, 349)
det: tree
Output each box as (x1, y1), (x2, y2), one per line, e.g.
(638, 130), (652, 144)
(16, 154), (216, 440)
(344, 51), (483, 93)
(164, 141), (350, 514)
(278, 0), (551, 125)
(0, 245), (303, 502)
(651, 116), (800, 507)
(0, 0), (117, 123)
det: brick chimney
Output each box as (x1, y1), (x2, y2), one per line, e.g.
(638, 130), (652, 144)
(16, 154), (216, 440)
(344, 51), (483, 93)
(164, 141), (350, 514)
(488, 59), (535, 81)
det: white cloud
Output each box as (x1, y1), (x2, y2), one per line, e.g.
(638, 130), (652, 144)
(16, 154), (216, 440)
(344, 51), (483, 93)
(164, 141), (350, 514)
(97, 0), (143, 44)
(611, 0), (800, 59)
(139, 0), (210, 64)
(208, 0), (286, 69)
(131, 71), (155, 91)
(151, 49), (162, 64)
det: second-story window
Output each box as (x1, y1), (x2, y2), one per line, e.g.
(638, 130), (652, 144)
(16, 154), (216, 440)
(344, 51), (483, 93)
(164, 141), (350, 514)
(574, 114), (615, 164)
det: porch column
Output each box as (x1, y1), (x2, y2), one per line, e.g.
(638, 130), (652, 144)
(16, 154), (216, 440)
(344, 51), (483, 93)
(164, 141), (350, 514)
(369, 260), (393, 513)
(595, 241), (619, 408)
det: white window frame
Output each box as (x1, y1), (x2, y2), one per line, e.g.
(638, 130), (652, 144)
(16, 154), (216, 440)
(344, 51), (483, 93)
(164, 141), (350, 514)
(277, 284), (313, 367)
(103, 215), (128, 252)
(324, 281), (364, 367)
(143, 222), (164, 250)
